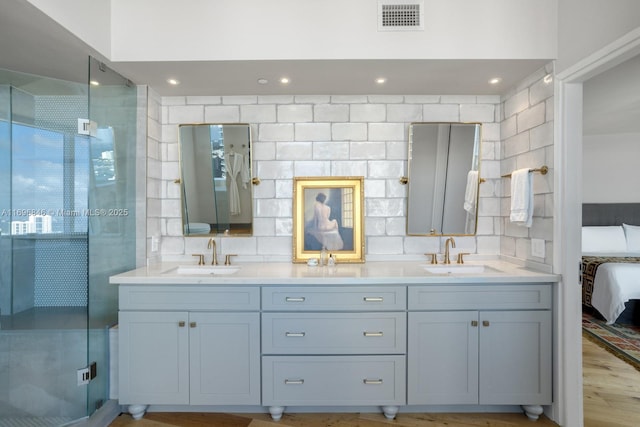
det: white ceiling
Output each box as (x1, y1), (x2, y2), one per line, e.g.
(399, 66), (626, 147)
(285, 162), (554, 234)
(2, 1), (638, 136)
(0, 1), (550, 97)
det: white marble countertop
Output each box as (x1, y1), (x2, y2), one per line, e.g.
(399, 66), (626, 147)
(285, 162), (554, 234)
(109, 259), (559, 286)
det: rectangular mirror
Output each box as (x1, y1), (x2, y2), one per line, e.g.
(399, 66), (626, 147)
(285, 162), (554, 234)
(179, 123), (253, 236)
(407, 122), (481, 236)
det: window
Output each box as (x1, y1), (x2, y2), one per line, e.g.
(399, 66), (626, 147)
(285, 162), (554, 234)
(341, 187), (353, 228)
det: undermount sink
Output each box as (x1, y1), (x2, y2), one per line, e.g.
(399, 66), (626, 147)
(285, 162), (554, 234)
(421, 264), (488, 274)
(167, 265), (241, 275)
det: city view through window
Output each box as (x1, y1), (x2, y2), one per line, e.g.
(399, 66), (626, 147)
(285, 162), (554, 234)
(0, 122), (115, 235)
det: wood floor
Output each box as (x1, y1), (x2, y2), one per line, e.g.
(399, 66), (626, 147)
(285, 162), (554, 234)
(109, 334), (640, 427)
(583, 333), (640, 427)
(109, 411), (558, 427)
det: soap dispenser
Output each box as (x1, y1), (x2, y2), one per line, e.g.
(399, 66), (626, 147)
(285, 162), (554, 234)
(320, 246), (328, 266)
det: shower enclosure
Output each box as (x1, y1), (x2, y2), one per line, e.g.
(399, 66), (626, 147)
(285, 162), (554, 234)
(0, 58), (139, 425)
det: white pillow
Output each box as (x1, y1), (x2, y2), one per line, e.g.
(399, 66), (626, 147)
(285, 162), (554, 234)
(581, 226), (628, 253)
(623, 223), (640, 252)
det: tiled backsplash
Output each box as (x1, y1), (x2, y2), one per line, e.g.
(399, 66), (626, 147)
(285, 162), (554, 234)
(147, 65), (554, 267)
(149, 93), (503, 262)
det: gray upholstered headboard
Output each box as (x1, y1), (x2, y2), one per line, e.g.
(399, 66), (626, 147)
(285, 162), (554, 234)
(582, 203), (640, 226)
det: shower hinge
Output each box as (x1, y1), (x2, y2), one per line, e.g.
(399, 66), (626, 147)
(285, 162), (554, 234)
(77, 118), (97, 137)
(77, 362), (97, 386)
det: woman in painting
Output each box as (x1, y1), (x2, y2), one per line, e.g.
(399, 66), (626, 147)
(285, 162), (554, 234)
(309, 192), (344, 251)
(313, 193), (339, 231)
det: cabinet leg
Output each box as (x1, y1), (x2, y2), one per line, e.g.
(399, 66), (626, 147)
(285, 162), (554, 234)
(269, 406), (285, 421)
(127, 404), (148, 420)
(521, 404), (543, 421)
(381, 405), (399, 419)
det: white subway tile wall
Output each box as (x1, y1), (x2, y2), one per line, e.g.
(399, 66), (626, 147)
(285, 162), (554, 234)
(146, 88), (163, 265)
(147, 66), (553, 266)
(500, 64), (554, 265)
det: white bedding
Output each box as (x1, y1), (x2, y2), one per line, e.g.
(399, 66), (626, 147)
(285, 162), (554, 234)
(591, 262), (640, 324)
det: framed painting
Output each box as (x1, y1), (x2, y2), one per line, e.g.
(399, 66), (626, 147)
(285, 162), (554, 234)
(292, 176), (365, 263)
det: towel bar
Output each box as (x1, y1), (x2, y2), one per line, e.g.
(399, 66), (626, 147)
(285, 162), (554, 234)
(501, 165), (548, 178)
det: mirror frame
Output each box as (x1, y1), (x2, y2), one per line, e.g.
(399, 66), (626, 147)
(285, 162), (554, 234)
(406, 122), (482, 236)
(178, 123), (254, 237)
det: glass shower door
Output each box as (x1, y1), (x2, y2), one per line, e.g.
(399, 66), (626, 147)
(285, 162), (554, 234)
(86, 57), (138, 415)
(0, 71), (90, 425)
(0, 61), (138, 425)
(0, 84), (10, 323)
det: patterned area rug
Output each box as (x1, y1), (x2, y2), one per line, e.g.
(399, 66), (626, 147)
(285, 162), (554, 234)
(582, 311), (640, 370)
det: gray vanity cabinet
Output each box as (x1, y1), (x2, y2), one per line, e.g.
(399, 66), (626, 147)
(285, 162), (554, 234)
(114, 276), (555, 422)
(261, 286), (407, 421)
(118, 286), (261, 419)
(407, 284), (552, 419)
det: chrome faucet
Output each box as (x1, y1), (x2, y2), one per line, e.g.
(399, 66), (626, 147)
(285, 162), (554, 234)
(207, 238), (218, 265)
(444, 237), (456, 264)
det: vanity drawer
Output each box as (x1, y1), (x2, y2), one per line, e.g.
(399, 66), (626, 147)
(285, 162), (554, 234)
(262, 312), (406, 354)
(261, 286), (406, 311)
(408, 284), (552, 310)
(262, 355), (406, 406)
(119, 286), (260, 311)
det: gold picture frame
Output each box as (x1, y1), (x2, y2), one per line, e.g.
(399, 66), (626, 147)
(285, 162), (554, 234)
(293, 176), (365, 263)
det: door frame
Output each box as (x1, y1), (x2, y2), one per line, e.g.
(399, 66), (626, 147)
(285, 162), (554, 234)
(554, 27), (640, 427)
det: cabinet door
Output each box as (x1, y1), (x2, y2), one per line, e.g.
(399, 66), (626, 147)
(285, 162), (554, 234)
(407, 311), (478, 405)
(479, 310), (552, 405)
(189, 312), (261, 405)
(118, 311), (189, 404)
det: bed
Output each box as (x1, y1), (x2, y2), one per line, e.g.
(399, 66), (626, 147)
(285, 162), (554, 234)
(581, 203), (640, 325)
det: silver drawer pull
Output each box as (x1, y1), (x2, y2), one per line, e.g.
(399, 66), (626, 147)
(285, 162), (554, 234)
(285, 297), (306, 302)
(363, 331), (384, 337)
(363, 379), (383, 385)
(363, 297), (383, 302)
(285, 332), (306, 337)
(284, 379), (304, 385)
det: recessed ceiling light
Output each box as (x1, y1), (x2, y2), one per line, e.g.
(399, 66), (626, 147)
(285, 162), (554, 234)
(280, 77), (290, 84)
(167, 78), (180, 85)
(488, 77), (502, 85)
(543, 74), (553, 84)
(89, 80), (100, 86)
(257, 78), (269, 85)
(376, 77), (387, 84)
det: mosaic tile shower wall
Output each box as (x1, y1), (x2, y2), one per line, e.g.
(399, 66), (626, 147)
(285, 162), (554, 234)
(32, 95), (88, 307)
(34, 239), (87, 306)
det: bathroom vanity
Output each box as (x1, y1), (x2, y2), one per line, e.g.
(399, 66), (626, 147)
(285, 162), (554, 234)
(110, 260), (557, 421)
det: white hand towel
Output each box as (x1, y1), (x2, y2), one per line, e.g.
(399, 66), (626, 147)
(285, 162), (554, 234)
(463, 170), (479, 213)
(509, 168), (533, 227)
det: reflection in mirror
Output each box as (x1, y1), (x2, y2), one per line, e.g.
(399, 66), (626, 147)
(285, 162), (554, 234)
(407, 123), (481, 236)
(179, 123), (252, 236)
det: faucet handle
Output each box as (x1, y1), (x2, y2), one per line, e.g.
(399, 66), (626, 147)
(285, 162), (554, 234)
(457, 252), (470, 264)
(224, 254), (237, 266)
(192, 254), (205, 265)
(425, 253), (438, 264)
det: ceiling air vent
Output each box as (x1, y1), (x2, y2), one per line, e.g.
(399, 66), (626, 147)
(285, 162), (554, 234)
(378, 0), (424, 31)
